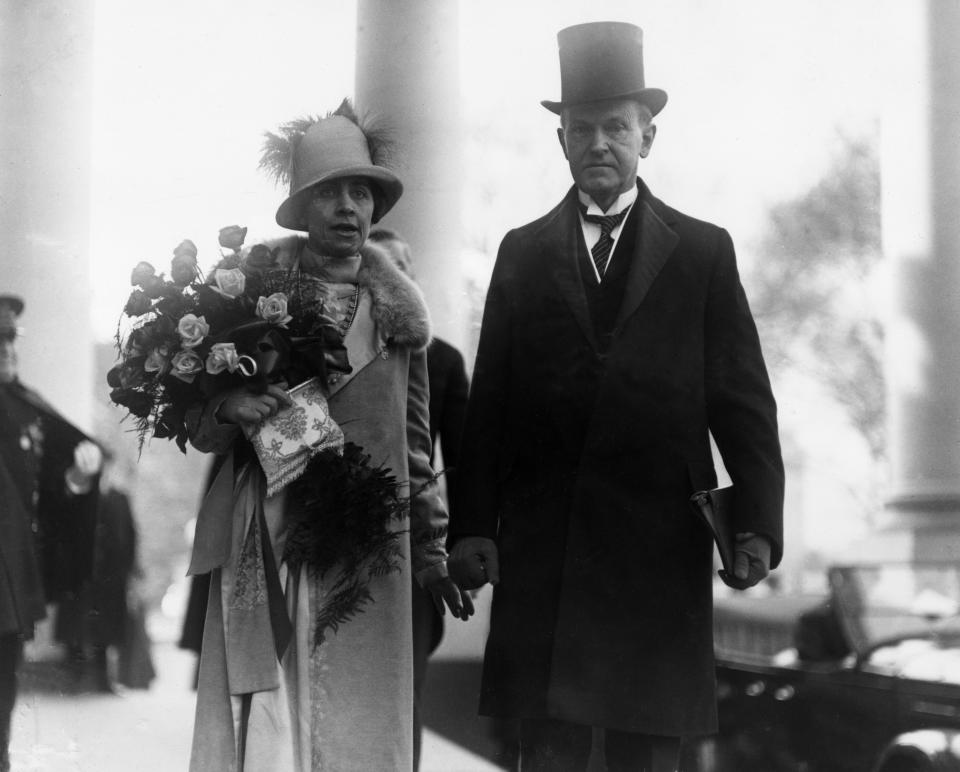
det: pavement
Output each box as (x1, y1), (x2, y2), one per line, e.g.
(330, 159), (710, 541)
(9, 592), (504, 772)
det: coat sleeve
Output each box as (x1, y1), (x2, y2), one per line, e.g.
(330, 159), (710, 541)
(186, 395), (241, 455)
(704, 228), (785, 567)
(449, 231), (517, 543)
(406, 345), (450, 585)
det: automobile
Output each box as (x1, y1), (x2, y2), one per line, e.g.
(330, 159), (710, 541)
(691, 563), (960, 772)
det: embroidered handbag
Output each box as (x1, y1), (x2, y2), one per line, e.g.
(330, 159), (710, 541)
(244, 377), (344, 497)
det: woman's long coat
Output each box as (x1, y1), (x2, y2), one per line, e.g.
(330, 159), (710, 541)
(186, 241), (447, 771)
(451, 182), (784, 736)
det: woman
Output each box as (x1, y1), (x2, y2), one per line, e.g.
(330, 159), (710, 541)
(185, 101), (472, 771)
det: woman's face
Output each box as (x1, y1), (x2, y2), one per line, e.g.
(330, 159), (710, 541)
(303, 176), (376, 258)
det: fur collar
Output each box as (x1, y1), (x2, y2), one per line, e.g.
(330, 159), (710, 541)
(249, 235), (431, 350)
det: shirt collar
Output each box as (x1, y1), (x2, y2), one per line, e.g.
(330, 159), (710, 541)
(578, 184), (638, 217)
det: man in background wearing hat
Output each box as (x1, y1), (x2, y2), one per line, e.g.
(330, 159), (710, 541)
(0, 294), (102, 771)
(449, 22), (784, 771)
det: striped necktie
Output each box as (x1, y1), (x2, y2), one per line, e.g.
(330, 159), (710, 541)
(581, 208), (628, 279)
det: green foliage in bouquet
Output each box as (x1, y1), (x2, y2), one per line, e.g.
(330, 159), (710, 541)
(282, 442), (411, 647)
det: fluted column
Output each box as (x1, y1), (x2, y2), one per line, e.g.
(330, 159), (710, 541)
(354, 0), (463, 346)
(0, 1), (94, 426)
(878, 0), (960, 558)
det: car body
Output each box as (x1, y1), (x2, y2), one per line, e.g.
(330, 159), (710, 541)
(694, 564), (960, 772)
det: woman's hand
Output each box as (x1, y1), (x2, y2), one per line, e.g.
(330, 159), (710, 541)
(426, 576), (476, 621)
(215, 384), (293, 427)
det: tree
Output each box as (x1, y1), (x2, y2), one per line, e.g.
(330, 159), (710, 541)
(748, 135), (885, 462)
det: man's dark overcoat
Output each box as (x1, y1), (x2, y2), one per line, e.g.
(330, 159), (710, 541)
(451, 180), (784, 736)
(0, 382), (98, 637)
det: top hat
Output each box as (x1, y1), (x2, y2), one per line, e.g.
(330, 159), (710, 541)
(541, 21), (667, 117)
(274, 115), (403, 231)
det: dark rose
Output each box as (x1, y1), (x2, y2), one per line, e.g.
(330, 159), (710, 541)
(155, 292), (188, 319)
(142, 275), (166, 299)
(171, 253), (199, 286)
(218, 225), (247, 251)
(106, 366), (123, 388)
(130, 261), (156, 287)
(245, 244), (276, 273)
(124, 289), (152, 317)
(110, 388), (153, 418)
(173, 240), (198, 260)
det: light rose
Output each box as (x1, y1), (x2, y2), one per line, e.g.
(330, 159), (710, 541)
(170, 350), (203, 383)
(143, 346), (170, 374)
(177, 314), (209, 348)
(256, 293), (292, 327)
(212, 268), (246, 298)
(205, 342), (240, 375)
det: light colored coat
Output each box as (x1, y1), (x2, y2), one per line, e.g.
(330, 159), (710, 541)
(187, 239), (446, 771)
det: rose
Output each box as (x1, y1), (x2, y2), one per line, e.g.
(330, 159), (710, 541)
(212, 267), (246, 298)
(130, 261), (156, 287)
(245, 244), (276, 273)
(256, 293), (292, 327)
(124, 289), (152, 317)
(110, 388), (153, 419)
(170, 349), (203, 383)
(144, 345), (170, 374)
(205, 342), (240, 375)
(218, 225), (248, 251)
(171, 242), (199, 285)
(177, 314), (209, 348)
(172, 239), (198, 260)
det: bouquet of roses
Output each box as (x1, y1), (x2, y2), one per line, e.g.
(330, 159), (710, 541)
(107, 225), (348, 453)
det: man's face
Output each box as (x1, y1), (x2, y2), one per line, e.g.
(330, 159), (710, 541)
(0, 329), (18, 384)
(558, 99), (656, 210)
(303, 176), (376, 258)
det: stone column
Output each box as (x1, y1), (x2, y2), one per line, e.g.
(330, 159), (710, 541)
(0, 1), (95, 426)
(878, 0), (960, 558)
(354, 0), (464, 346)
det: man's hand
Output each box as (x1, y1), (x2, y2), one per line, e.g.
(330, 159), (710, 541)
(723, 532), (772, 590)
(216, 384), (293, 427)
(449, 536), (499, 590)
(65, 440), (103, 494)
(426, 576), (476, 621)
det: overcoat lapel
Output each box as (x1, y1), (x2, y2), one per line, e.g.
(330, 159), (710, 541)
(538, 190), (600, 352)
(614, 191), (679, 333)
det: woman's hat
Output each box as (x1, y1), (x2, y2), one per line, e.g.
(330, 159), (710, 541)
(541, 21), (668, 117)
(264, 110), (403, 232)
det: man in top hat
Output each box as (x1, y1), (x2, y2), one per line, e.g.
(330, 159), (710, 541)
(448, 22), (784, 771)
(0, 294), (102, 771)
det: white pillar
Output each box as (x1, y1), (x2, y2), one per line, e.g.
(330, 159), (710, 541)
(354, 0), (464, 347)
(877, 0), (960, 559)
(0, 1), (94, 428)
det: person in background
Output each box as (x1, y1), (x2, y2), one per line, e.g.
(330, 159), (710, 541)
(368, 226), (470, 770)
(448, 22), (784, 772)
(0, 293), (103, 772)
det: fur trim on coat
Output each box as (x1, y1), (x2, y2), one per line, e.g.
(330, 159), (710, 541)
(246, 235), (431, 350)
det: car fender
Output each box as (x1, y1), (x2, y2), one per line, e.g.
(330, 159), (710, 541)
(873, 730), (960, 772)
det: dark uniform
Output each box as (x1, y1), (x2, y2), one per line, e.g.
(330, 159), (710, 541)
(0, 299), (99, 771)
